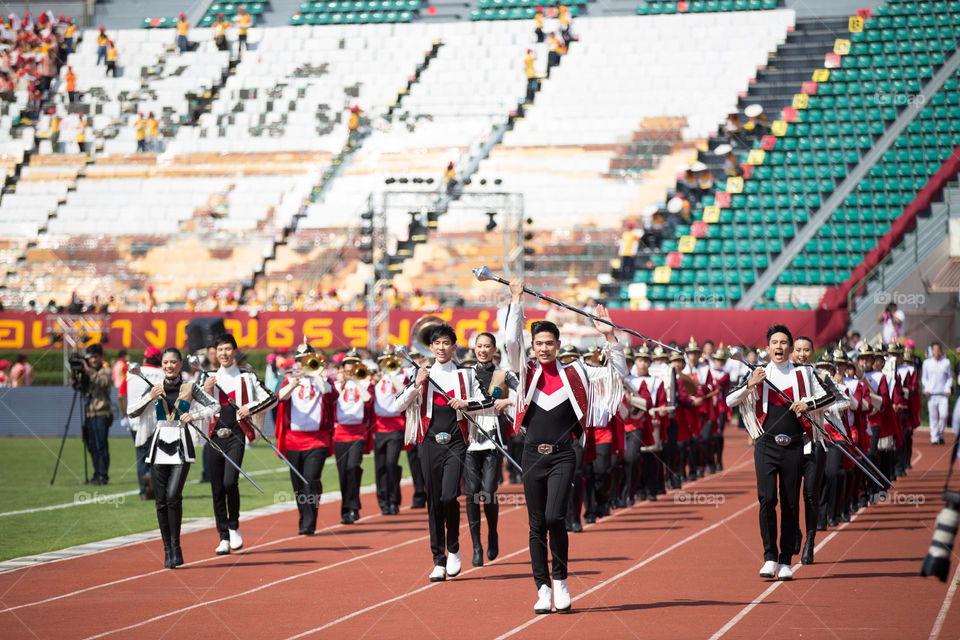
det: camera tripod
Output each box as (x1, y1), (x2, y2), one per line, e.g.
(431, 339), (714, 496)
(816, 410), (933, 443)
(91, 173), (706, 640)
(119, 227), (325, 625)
(50, 382), (90, 485)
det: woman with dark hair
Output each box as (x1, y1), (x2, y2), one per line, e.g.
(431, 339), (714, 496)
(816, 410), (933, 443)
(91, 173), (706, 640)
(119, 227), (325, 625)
(465, 332), (518, 566)
(147, 348), (219, 568)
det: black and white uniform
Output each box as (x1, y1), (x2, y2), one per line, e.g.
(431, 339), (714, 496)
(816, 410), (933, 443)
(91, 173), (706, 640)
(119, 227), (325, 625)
(398, 360), (488, 567)
(208, 364), (276, 541)
(727, 361), (833, 564)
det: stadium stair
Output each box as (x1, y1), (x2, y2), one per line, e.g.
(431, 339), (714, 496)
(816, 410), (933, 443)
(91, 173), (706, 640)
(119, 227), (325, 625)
(619, 1), (960, 311)
(247, 41), (444, 297)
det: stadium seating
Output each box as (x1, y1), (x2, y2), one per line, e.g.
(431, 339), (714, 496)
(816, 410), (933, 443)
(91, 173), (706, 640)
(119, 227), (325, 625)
(200, 2), (267, 27)
(471, 3), (580, 21)
(636, 0), (780, 15)
(616, 0), (960, 310)
(290, 0), (420, 25)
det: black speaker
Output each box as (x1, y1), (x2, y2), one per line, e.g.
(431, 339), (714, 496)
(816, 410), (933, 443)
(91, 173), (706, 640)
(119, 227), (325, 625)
(185, 317), (226, 353)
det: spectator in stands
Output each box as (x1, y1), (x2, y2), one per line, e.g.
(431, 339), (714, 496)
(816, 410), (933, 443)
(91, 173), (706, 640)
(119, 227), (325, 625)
(95, 27), (108, 65)
(619, 221), (639, 273)
(0, 73), (14, 102)
(443, 161), (457, 193)
(141, 285), (158, 312)
(524, 49), (538, 103)
(557, 3), (573, 47)
(112, 349), (129, 423)
(48, 107), (60, 152)
(75, 113), (88, 153)
(693, 160), (713, 193)
(65, 65), (77, 103)
(879, 302), (905, 345)
(10, 354), (33, 387)
(213, 14), (230, 52)
(176, 13), (189, 53)
(134, 113), (147, 152)
(235, 7), (252, 56)
(713, 144), (742, 177)
(105, 40), (118, 77)
(64, 17), (76, 53)
(147, 112), (160, 150)
(723, 111), (742, 144)
(546, 32), (565, 78)
(743, 104), (767, 138)
(347, 105), (363, 148)
(534, 6), (545, 43)
(26, 87), (41, 121)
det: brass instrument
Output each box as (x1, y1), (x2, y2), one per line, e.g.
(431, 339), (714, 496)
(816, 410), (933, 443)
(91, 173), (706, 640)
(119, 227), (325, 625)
(351, 363), (371, 381)
(302, 354), (326, 376)
(410, 314), (447, 357)
(380, 355), (402, 374)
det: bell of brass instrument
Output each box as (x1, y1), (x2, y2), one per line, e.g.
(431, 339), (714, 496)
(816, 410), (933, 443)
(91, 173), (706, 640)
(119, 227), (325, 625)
(380, 355), (402, 374)
(302, 354), (326, 376)
(352, 363), (371, 381)
(410, 314), (446, 356)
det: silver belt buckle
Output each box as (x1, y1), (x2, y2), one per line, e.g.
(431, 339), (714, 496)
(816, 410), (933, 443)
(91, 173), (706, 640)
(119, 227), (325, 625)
(774, 434), (791, 446)
(537, 444), (555, 455)
(434, 432), (451, 445)
(215, 427), (233, 439)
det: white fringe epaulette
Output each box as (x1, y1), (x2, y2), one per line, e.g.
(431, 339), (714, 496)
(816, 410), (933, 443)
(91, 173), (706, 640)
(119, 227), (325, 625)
(586, 342), (625, 427)
(738, 386), (763, 440)
(404, 389), (424, 446)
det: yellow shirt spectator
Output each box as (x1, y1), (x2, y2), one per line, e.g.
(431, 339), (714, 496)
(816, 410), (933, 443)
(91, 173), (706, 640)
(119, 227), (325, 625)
(134, 117), (146, 141)
(177, 19), (189, 36)
(106, 45), (118, 62)
(147, 115), (159, 138)
(235, 13), (252, 36)
(97, 33), (109, 47)
(65, 24), (77, 39)
(524, 52), (536, 79)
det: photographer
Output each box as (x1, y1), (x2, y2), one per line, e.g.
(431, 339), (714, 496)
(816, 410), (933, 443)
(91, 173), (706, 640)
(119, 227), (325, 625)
(82, 343), (114, 485)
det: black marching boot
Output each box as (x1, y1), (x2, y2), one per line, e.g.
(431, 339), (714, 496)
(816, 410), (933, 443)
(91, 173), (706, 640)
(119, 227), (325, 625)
(801, 532), (816, 565)
(157, 507), (174, 569)
(170, 503), (184, 567)
(466, 499), (483, 567)
(485, 502), (499, 561)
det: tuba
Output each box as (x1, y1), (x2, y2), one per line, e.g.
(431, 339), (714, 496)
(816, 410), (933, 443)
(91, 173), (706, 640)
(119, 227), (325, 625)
(410, 314), (446, 356)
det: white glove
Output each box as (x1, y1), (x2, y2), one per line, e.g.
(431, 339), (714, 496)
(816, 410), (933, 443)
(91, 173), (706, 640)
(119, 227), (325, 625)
(120, 417), (132, 432)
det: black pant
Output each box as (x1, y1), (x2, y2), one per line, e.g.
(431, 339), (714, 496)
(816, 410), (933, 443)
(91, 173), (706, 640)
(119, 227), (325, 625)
(334, 439), (365, 517)
(420, 433), (466, 565)
(374, 431), (403, 511)
(287, 446), (327, 533)
(508, 435), (524, 483)
(565, 437), (585, 528)
(407, 445), (426, 507)
(523, 442), (576, 588)
(619, 431), (641, 503)
(584, 442), (613, 517)
(209, 433), (245, 539)
(800, 444), (825, 535)
(464, 448), (501, 548)
(238, 33), (248, 52)
(701, 419), (717, 470)
(105, 61), (116, 77)
(754, 437), (803, 564)
(819, 444), (844, 525)
(664, 420), (681, 485)
(152, 463), (190, 550)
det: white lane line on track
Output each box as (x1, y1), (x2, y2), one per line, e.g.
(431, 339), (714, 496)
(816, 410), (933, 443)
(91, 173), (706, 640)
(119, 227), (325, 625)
(710, 448), (925, 640)
(0, 496), (410, 614)
(298, 457), (758, 639)
(82, 533), (430, 640)
(929, 562), (960, 639)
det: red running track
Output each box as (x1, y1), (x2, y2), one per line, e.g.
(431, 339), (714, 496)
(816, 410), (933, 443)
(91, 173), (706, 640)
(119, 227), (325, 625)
(1, 437), (958, 639)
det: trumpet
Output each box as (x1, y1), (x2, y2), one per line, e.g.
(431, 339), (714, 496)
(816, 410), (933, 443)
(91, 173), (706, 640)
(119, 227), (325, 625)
(302, 354), (326, 375)
(350, 363), (371, 381)
(380, 355), (402, 374)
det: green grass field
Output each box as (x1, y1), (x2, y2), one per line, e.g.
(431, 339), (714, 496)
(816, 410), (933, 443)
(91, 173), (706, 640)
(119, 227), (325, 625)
(0, 436), (411, 562)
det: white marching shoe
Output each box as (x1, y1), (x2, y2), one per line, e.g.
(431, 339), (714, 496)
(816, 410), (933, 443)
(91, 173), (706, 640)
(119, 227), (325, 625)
(228, 528), (243, 551)
(428, 565), (446, 582)
(215, 539), (230, 555)
(759, 560), (777, 578)
(534, 584), (553, 614)
(777, 564), (793, 581)
(445, 551), (461, 577)
(553, 579), (571, 613)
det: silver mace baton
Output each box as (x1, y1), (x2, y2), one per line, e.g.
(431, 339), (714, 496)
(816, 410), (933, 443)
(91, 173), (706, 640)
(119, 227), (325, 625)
(473, 265), (682, 355)
(198, 365), (309, 486)
(128, 364), (264, 493)
(732, 356), (888, 489)
(394, 345), (524, 475)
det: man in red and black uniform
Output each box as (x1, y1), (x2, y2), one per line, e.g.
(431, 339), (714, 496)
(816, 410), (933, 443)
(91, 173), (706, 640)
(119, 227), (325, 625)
(709, 347), (732, 472)
(891, 343), (916, 477)
(204, 334), (276, 555)
(275, 341), (336, 535)
(672, 348), (702, 486)
(622, 344), (666, 502)
(681, 338), (711, 479)
(333, 348), (374, 524)
(373, 348), (407, 515)
(727, 324), (833, 581)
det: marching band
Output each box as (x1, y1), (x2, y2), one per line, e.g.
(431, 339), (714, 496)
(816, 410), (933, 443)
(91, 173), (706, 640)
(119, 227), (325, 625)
(128, 270), (924, 617)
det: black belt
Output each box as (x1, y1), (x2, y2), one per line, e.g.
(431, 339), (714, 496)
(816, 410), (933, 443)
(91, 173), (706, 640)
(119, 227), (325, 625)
(761, 432), (804, 447)
(529, 441), (572, 455)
